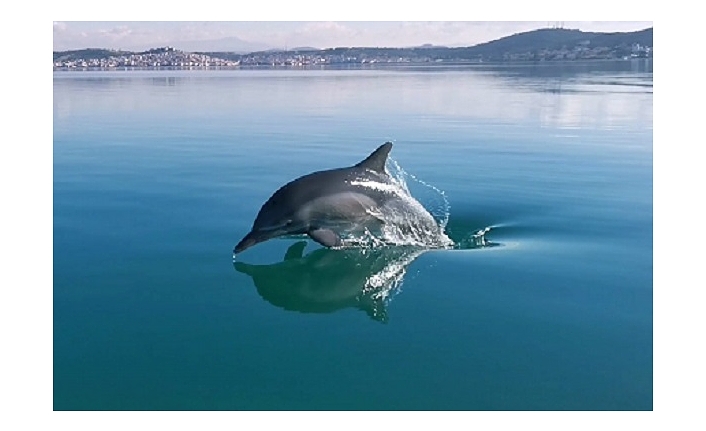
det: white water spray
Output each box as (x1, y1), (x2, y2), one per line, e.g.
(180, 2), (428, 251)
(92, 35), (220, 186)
(343, 159), (454, 249)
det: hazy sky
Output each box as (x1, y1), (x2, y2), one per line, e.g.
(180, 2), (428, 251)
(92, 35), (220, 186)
(53, 21), (653, 52)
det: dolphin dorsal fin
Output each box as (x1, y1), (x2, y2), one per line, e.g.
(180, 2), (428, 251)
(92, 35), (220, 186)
(355, 142), (393, 173)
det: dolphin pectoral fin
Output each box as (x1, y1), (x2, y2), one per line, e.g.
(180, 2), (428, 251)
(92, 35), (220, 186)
(284, 241), (307, 260)
(308, 228), (343, 248)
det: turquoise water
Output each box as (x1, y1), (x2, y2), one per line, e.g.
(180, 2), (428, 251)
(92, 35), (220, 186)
(53, 61), (653, 410)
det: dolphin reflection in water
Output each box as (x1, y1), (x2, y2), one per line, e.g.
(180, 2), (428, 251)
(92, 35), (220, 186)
(234, 241), (426, 323)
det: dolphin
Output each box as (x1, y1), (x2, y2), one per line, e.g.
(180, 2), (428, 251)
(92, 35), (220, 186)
(233, 142), (448, 254)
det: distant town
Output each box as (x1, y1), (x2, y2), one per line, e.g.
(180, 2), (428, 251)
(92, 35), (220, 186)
(53, 27), (653, 70)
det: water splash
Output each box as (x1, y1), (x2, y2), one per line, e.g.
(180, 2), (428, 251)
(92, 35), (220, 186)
(385, 159), (499, 251)
(387, 158), (451, 230)
(456, 226), (495, 249)
(342, 159), (454, 249)
(359, 247), (426, 321)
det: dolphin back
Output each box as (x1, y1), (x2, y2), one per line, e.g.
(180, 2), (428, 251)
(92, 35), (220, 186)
(355, 142), (392, 174)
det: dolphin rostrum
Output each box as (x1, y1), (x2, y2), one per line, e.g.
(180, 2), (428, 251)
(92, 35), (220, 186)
(233, 142), (450, 254)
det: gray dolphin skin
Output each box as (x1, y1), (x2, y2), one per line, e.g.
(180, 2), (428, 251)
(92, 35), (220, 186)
(234, 142), (400, 254)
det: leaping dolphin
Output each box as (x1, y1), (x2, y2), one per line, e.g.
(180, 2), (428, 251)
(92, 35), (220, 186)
(233, 142), (449, 254)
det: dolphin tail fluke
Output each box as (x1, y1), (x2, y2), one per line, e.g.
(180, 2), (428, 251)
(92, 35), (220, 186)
(355, 142), (392, 173)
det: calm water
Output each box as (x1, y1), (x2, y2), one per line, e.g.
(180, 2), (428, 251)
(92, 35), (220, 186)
(53, 61), (653, 410)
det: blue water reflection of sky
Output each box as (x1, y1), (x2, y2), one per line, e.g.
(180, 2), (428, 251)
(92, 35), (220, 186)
(54, 64), (652, 133)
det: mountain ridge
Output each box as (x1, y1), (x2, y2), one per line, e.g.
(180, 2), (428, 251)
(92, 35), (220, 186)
(53, 27), (653, 64)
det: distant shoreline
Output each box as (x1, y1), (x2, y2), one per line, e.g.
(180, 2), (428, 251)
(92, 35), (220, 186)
(53, 58), (653, 73)
(53, 28), (653, 71)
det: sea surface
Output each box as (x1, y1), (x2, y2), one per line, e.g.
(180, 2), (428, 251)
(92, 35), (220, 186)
(53, 61), (653, 410)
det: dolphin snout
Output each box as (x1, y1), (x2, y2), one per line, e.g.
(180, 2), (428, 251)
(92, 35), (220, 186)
(233, 231), (265, 254)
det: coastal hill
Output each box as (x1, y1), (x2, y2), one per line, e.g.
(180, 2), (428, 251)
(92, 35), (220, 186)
(446, 27), (653, 61)
(53, 27), (653, 68)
